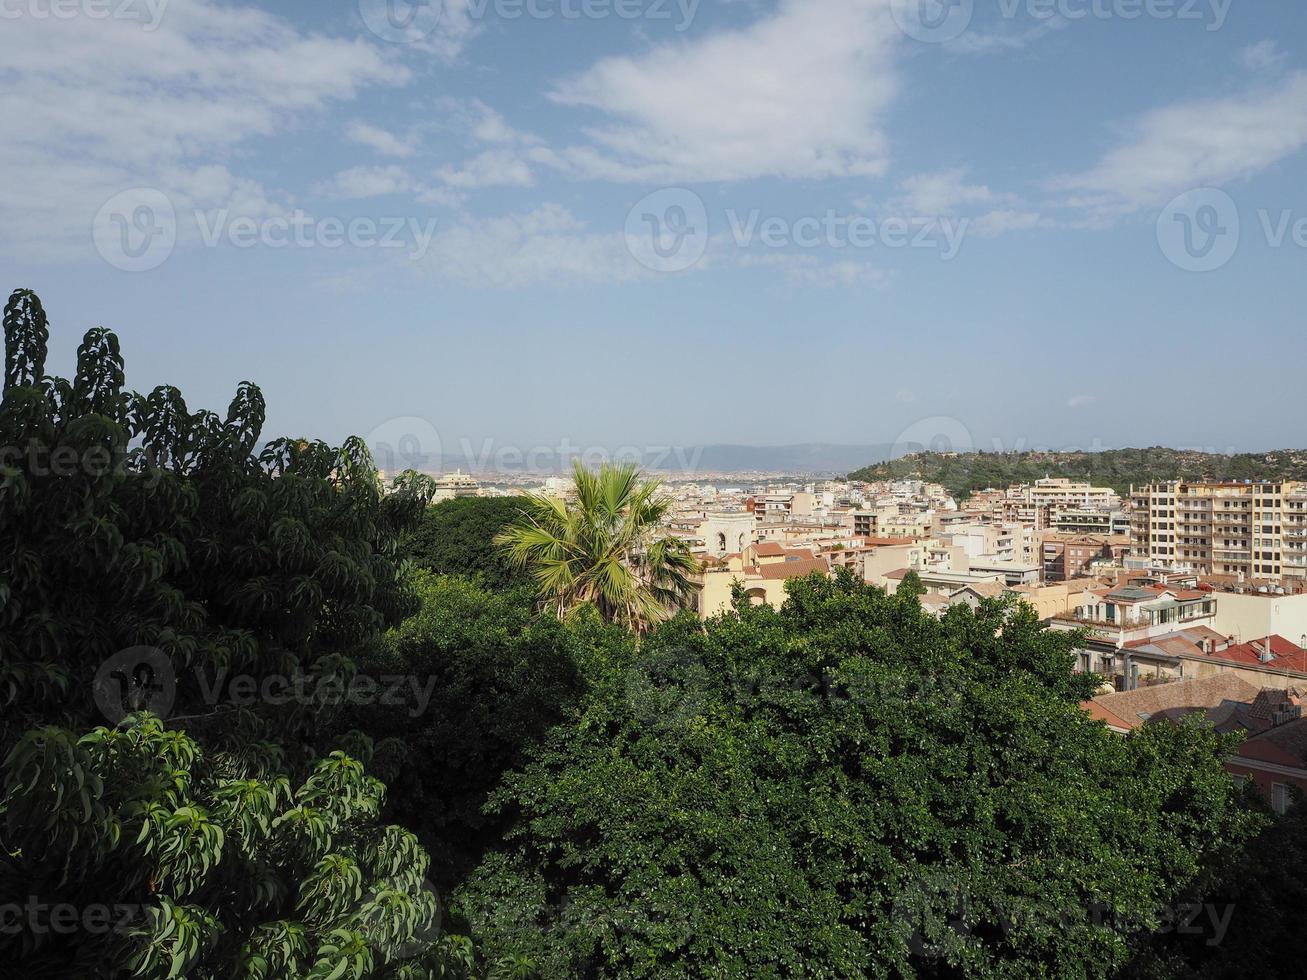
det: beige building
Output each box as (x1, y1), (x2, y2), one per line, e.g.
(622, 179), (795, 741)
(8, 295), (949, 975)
(1130, 481), (1307, 584)
(695, 545), (830, 618)
(431, 470), (482, 503)
(698, 512), (756, 558)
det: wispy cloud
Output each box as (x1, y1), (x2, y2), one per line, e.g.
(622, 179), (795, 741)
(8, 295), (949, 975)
(0, 0), (404, 260)
(346, 121), (417, 158)
(1050, 70), (1307, 220)
(544, 0), (901, 182)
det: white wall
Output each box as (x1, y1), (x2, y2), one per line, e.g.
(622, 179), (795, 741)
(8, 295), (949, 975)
(1214, 592), (1307, 647)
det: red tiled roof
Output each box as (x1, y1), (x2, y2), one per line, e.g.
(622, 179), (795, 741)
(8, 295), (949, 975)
(1208, 635), (1307, 675)
(1082, 700), (1133, 731)
(752, 542), (786, 557)
(755, 557), (829, 581)
(1238, 717), (1307, 767)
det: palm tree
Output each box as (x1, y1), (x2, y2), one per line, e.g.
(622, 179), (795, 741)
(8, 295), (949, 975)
(495, 461), (700, 632)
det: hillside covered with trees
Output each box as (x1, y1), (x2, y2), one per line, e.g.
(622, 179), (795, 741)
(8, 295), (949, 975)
(849, 448), (1307, 499)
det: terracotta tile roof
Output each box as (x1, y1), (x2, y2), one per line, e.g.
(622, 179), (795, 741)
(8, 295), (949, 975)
(1082, 700), (1134, 731)
(1085, 674), (1262, 731)
(1247, 687), (1305, 723)
(957, 582), (1006, 599)
(752, 542), (786, 557)
(755, 557), (830, 581)
(1239, 717), (1307, 767)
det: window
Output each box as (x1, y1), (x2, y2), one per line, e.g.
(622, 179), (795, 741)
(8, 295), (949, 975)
(1272, 782), (1292, 816)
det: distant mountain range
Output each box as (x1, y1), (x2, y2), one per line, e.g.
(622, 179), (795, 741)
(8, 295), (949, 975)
(644, 443), (898, 475)
(848, 448), (1307, 498)
(411, 443), (898, 477)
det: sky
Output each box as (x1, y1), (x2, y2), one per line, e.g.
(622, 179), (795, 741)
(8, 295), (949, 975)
(3, 0), (1306, 469)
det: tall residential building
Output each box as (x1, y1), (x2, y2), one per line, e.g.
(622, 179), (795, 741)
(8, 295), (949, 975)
(1130, 481), (1307, 584)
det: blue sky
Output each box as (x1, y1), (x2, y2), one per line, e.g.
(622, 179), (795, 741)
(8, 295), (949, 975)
(3, 0), (1306, 464)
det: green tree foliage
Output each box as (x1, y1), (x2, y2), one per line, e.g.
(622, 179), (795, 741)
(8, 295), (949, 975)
(848, 449), (1307, 499)
(454, 572), (1259, 978)
(398, 496), (532, 590)
(1122, 783), (1300, 980)
(351, 571), (630, 889)
(0, 289), (468, 978)
(494, 461), (699, 632)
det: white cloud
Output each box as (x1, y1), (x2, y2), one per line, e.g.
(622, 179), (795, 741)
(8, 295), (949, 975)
(970, 209), (1046, 238)
(1066, 394), (1096, 409)
(1238, 40), (1288, 74)
(435, 150), (536, 189)
(886, 170), (1042, 241)
(0, 0), (405, 260)
(545, 0), (901, 182)
(317, 165), (417, 198)
(1051, 71), (1307, 218)
(415, 204), (647, 288)
(470, 102), (527, 145)
(734, 253), (890, 289)
(948, 17), (1067, 55)
(346, 121), (417, 158)
(893, 169), (1006, 215)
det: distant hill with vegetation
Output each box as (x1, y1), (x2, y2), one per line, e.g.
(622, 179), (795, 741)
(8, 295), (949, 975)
(848, 448), (1307, 499)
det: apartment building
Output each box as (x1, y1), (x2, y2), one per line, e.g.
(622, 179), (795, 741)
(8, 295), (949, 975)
(1053, 509), (1130, 536)
(1130, 481), (1307, 585)
(1041, 532), (1130, 582)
